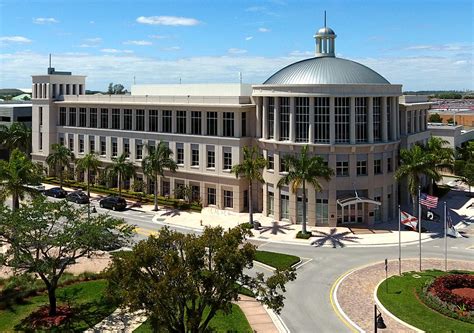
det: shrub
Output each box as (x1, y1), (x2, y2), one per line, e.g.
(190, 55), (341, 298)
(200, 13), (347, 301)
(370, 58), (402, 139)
(240, 222), (253, 230)
(429, 274), (474, 311)
(296, 231), (312, 239)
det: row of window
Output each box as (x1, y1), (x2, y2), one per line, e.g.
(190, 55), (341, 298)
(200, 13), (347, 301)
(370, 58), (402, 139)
(58, 108), (247, 137)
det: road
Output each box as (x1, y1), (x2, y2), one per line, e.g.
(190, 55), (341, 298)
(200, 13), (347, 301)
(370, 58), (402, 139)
(5, 196), (473, 332)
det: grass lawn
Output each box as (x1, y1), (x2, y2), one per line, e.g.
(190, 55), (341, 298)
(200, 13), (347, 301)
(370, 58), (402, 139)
(133, 303), (252, 333)
(377, 270), (474, 333)
(0, 279), (117, 332)
(254, 250), (300, 270)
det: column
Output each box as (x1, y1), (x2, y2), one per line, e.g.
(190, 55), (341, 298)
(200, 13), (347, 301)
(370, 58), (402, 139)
(289, 96), (296, 142)
(186, 110), (191, 134)
(393, 97), (399, 139)
(415, 110), (420, 133)
(54, 84), (60, 99)
(329, 96), (335, 144)
(234, 111), (241, 138)
(158, 110), (163, 132)
(367, 97), (374, 143)
(202, 111), (207, 136)
(132, 109), (137, 131)
(108, 108), (112, 129)
(309, 97), (315, 143)
(172, 110), (177, 133)
(274, 97), (280, 141)
(217, 112), (223, 136)
(390, 97), (397, 140)
(145, 109), (150, 132)
(46, 83), (50, 99)
(350, 97), (356, 144)
(262, 97), (268, 139)
(86, 107), (90, 128)
(381, 96), (388, 142)
(256, 97), (262, 138)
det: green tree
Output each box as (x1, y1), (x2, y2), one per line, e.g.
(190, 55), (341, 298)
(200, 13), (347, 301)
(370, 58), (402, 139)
(107, 82), (126, 95)
(0, 122), (32, 154)
(107, 226), (295, 333)
(231, 146), (267, 227)
(426, 136), (454, 193)
(0, 149), (42, 210)
(174, 184), (193, 203)
(277, 145), (334, 235)
(395, 145), (441, 214)
(107, 153), (136, 196)
(75, 152), (101, 198)
(46, 144), (75, 189)
(428, 113), (442, 123)
(141, 143), (177, 211)
(0, 197), (133, 316)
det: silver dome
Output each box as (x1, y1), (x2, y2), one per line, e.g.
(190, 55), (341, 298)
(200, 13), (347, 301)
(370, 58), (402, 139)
(263, 57), (390, 85)
(316, 27), (335, 36)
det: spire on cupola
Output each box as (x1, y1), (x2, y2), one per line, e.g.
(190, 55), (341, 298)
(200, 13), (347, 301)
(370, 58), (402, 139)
(314, 11), (337, 57)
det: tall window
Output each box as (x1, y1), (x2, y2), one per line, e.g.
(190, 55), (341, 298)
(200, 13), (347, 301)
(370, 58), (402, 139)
(69, 137), (74, 151)
(191, 111), (201, 135)
(90, 108), (97, 128)
(223, 112), (234, 137)
(112, 109), (120, 129)
(335, 97), (350, 143)
(387, 157), (393, 173)
(336, 161), (349, 177)
(191, 144), (199, 166)
(241, 112), (247, 137)
(267, 189), (274, 216)
(79, 136), (84, 153)
(100, 137), (106, 155)
(316, 192), (329, 225)
(267, 152), (274, 170)
(176, 143), (184, 165)
(163, 110), (172, 133)
(279, 97), (290, 141)
(79, 108), (87, 127)
(123, 140), (130, 156)
(268, 97), (274, 139)
(386, 97), (392, 141)
(176, 111), (186, 134)
(207, 147), (215, 168)
(100, 108), (109, 129)
(296, 97), (309, 142)
(207, 188), (216, 205)
(207, 112), (217, 136)
(135, 142), (143, 160)
(314, 97), (330, 143)
(355, 97), (367, 143)
(136, 109), (145, 131)
(89, 137), (95, 153)
(374, 159), (382, 174)
(112, 140), (118, 157)
(373, 97), (382, 142)
(224, 190), (233, 208)
(149, 110), (159, 132)
(119, 109), (130, 130)
(59, 107), (66, 126)
(356, 156), (367, 176)
(68, 108), (76, 126)
(223, 148), (232, 170)
(280, 193), (289, 220)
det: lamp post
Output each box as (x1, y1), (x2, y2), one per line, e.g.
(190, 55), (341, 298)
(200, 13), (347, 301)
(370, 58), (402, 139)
(374, 304), (387, 332)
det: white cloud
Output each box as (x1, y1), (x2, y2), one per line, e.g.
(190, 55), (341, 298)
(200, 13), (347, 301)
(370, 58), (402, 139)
(402, 43), (472, 52)
(149, 35), (168, 39)
(84, 37), (102, 43)
(100, 48), (134, 54)
(33, 17), (59, 24)
(123, 40), (152, 46)
(0, 36), (32, 45)
(245, 36), (254, 41)
(289, 50), (313, 56)
(162, 46), (181, 51)
(228, 48), (247, 54)
(136, 16), (200, 26)
(258, 27), (270, 33)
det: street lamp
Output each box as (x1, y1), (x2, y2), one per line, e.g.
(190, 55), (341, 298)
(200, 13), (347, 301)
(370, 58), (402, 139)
(374, 305), (386, 332)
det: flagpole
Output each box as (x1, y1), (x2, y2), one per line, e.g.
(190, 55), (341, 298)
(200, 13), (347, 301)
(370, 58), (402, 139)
(444, 202), (447, 272)
(398, 205), (401, 275)
(418, 186), (422, 272)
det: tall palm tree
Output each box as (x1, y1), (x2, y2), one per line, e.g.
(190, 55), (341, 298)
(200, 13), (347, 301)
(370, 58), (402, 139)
(426, 136), (454, 194)
(107, 153), (136, 196)
(142, 142), (177, 211)
(0, 149), (42, 210)
(0, 122), (32, 155)
(277, 145), (334, 234)
(75, 152), (101, 198)
(231, 146), (267, 227)
(395, 145), (441, 215)
(46, 144), (75, 189)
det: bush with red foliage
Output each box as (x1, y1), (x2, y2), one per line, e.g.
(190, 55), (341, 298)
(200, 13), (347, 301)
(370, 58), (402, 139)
(429, 274), (474, 311)
(21, 305), (74, 329)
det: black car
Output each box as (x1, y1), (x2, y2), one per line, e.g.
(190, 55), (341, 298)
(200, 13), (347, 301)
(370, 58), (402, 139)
(44, 187), (68, 198)
(99, 196), (127, 211)
(66, 191), (89, 204)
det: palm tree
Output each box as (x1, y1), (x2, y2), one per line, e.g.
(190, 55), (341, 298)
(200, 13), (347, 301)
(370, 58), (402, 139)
(0, 122), (32, 154)
(426, 136), (454, 194)
(107, 153), (136, 196)
(75, 152), (101, 198)
(0, 149), (42, 210)
(395, 145), (441, 215)
(142, 142), (177, 211)
(46, 144), (75, 189)
(277, 145), (334, 234)
(231, 146), (267, 227)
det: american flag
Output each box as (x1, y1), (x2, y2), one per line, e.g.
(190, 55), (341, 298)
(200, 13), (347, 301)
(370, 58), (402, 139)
(400, 211), (418, 230)
(420, 193), (438, 209)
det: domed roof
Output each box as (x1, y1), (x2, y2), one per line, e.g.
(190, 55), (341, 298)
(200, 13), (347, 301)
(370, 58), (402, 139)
(316, 27), (335, 36)
(263, 56), (390, 85)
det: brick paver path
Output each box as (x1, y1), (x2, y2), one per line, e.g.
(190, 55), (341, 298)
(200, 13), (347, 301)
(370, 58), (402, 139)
(236, 295), (279, 333)
(337, 258), (474, 332)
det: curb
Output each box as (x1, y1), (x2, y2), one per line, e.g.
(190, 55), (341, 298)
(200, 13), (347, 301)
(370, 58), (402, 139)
(263, 305), (291, 333)
(373, 280), (424, 333)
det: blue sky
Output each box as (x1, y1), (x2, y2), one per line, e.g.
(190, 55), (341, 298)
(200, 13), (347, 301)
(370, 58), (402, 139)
(0, 0), (472, 91)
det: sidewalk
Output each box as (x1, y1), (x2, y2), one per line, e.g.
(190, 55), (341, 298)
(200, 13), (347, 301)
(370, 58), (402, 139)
(334, 258), (474, 332)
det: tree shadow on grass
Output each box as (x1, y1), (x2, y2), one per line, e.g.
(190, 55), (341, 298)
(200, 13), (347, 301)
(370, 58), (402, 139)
(258, 222), (294, 235)
(310, 228), (360, 248)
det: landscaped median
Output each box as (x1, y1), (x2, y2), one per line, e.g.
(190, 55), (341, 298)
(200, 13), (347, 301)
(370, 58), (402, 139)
(254, 250), (300, 270)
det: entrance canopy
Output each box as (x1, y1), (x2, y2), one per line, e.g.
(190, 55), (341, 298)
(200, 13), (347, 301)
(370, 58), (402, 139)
(336, 195), (381, 207)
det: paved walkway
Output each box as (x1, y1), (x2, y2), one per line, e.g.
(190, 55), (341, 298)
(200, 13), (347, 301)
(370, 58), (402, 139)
(237, 295), (279, 333)
(335, 258), (474, 333)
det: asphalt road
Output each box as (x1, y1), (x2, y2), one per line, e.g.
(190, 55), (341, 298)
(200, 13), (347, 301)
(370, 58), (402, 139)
(5, 196), (473, 333)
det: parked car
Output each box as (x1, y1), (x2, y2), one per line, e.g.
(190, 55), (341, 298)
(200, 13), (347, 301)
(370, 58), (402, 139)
(25, 183), (45, 192)
(66, 191), (89, 204)
(99, 196), (127, 211)
(43, 187), (68, 198)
